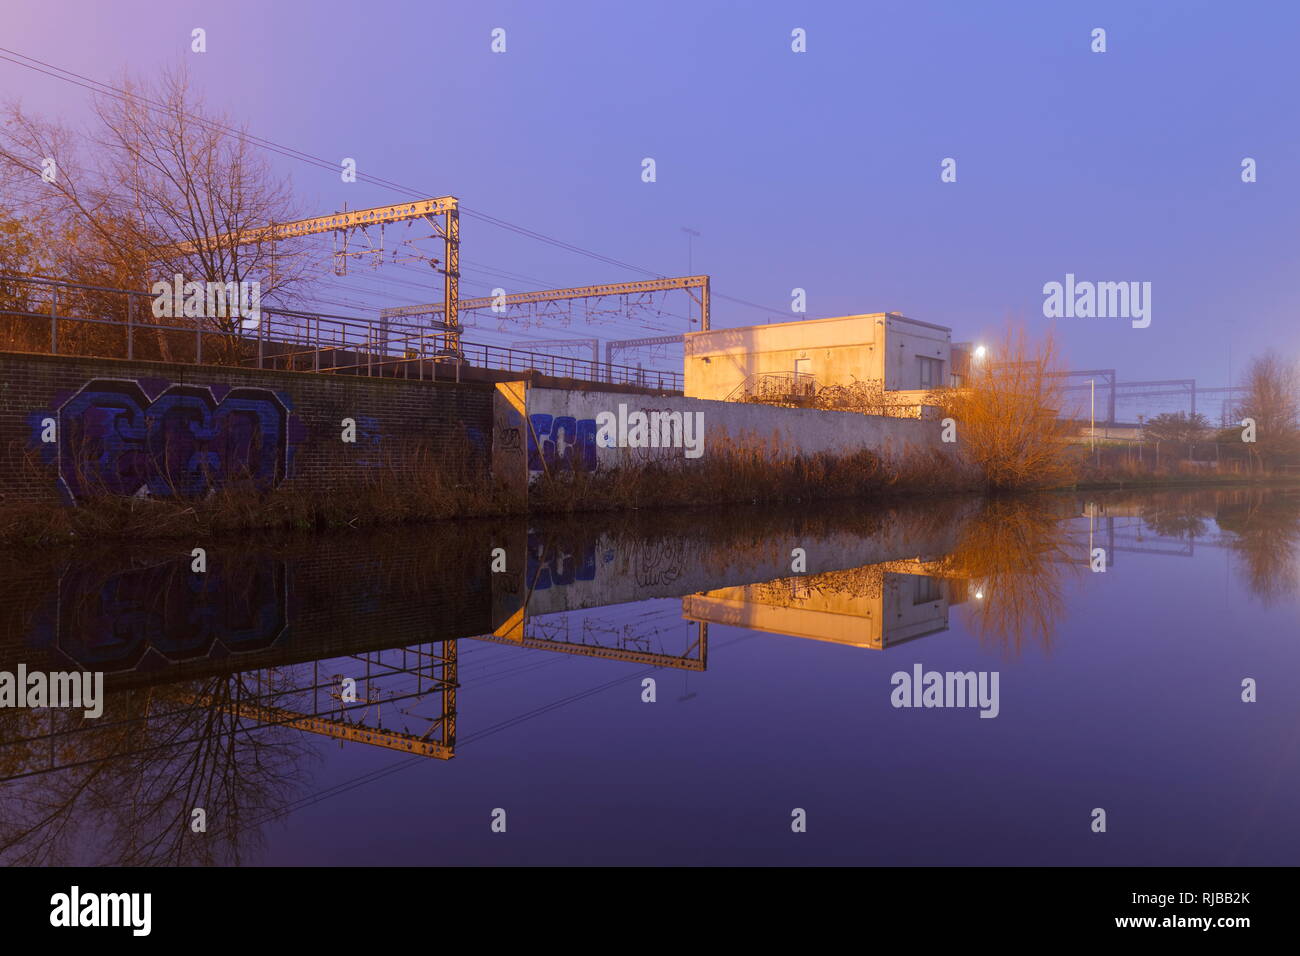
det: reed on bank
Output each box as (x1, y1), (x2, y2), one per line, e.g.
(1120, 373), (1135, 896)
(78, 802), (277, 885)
(1, 434), (978, 546)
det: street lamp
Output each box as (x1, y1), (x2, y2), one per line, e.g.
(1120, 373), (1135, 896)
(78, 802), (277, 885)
(974, 345), (987, 361)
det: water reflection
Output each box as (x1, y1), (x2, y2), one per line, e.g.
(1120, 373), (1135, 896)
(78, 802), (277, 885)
(2, 485), (1299, 864)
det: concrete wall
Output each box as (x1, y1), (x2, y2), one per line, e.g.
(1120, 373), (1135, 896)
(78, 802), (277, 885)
(0, 350), (496, 504)
(683, 312), (952, 400)
(524, 384), (955, 479)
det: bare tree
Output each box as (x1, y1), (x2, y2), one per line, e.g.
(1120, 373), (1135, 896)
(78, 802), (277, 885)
(1234, 354), (1300, 469)
(0, 63), (312, 360)
(937, 325), (1077, 490)
(1142, 411), (1211, 445)
(0, 207), (54, 350)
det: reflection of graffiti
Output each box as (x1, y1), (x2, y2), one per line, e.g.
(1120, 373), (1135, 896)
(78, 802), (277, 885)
(526, 532), (597, 589)
(34, 378), (298, 500)
(527, 414), (597, 473)
(30, 555), (288, 672)
(634, 539), (686, 588)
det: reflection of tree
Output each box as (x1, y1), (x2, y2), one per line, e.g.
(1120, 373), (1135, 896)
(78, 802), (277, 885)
(1139, 499), (1210, 540)
(0, 670), (311, 866)
(1216, 490), (1300, 606)
(936, 496), (1075, 655)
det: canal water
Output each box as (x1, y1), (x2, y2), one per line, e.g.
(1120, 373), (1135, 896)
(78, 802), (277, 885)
(2, 486), (1298, 865)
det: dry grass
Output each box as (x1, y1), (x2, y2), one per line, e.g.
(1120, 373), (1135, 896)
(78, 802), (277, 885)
(528, 434), (978, 515)
(0, 433), (514, 547)
(3, 431), (980, 546)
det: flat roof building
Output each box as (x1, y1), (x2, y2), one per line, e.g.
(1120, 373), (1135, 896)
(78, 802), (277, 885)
(684, 312), (959, 406)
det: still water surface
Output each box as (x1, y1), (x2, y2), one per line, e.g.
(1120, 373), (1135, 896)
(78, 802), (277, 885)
(2, 487), (1298, 865)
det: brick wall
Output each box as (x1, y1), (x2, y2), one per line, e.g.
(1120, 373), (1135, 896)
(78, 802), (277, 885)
(0, 351), (496, 504)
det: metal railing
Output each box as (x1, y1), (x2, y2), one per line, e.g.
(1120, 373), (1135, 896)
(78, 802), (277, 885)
(726, 371), (818, 403)
(0, 274), (684, 391)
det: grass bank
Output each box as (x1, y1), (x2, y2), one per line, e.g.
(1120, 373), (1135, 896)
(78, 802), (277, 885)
(9, 435), (1294, 549)
(1, 441), (979, 547)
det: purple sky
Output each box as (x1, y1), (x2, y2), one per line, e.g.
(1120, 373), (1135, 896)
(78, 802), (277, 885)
(4, 0), (1297, 386)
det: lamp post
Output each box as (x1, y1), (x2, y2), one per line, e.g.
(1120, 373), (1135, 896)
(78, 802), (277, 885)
(1090, 378), (1097, 465)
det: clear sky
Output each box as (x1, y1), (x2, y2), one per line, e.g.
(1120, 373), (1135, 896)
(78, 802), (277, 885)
(3, 0), (1298, 386)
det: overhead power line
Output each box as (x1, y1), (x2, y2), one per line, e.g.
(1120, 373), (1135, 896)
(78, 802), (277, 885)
(0, 45), (784, 321)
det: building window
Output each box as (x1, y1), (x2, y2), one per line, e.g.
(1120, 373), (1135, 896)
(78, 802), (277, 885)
(913, 576), (942, 605)
(918, 356), (944, 389)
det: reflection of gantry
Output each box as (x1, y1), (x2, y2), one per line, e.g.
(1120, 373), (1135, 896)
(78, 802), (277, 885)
(201, 642), (458, 759)
(380, 275), (711, 338)
(167, 197), (463, 357)
(0, 642), (460, 783)
(477, 609), (707, 671)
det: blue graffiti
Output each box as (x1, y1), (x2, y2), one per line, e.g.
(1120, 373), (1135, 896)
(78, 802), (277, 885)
(34, 379), (296, 500)
(527, 414), (597, 473)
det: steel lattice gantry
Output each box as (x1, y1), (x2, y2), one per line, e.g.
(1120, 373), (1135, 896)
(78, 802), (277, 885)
(605, 333), (685, 368)
(165, 197), (464, 357)
(380, 274), (711, 335)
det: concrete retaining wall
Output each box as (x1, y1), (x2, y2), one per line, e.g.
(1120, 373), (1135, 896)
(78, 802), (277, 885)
(0, 351), (956, 508)
(524, 386), (954, 478)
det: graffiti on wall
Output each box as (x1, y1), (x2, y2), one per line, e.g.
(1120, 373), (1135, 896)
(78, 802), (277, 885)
(31, 378), (303, 501)
(524, 407), (696, 474)
(527, 414), (597, 474)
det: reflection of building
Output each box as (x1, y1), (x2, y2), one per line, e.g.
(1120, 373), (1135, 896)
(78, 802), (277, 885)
(682, 562), (968, 650)
(684, 312), (955, 404)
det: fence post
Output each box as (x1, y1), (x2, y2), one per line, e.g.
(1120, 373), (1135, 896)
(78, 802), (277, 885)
(127, 294), (135, 360)
(258, 314), (265, 369)
(50, 286), (58, 354)
(196, 322), (202, 365)
(367, 324), (373, 376)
